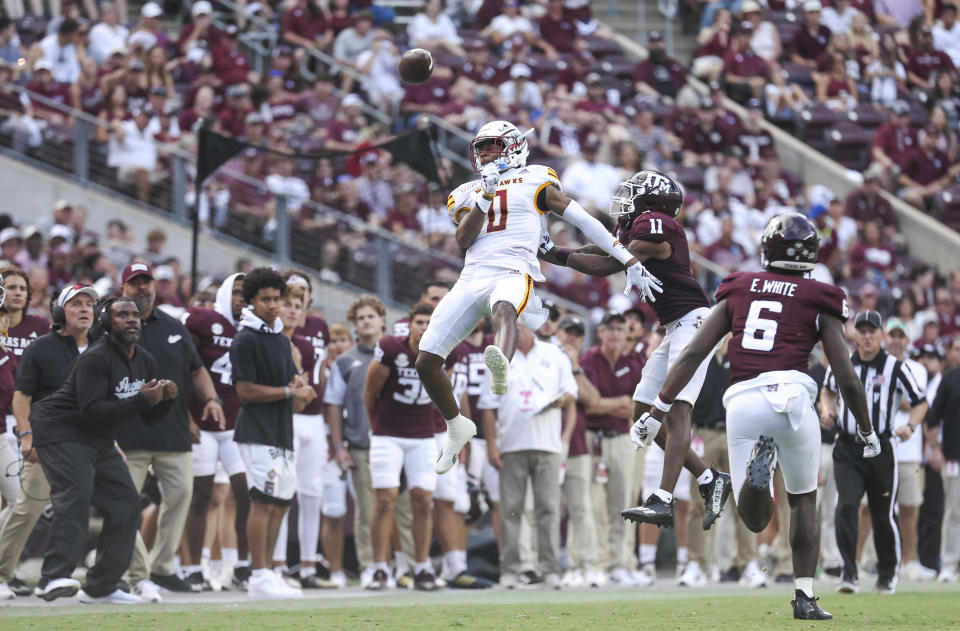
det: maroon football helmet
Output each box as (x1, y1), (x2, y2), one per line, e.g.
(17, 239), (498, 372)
(760, 212), (819, 272)
(610, 170), (684, 228)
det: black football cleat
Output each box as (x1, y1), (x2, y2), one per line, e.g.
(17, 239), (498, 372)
(746, 435), (777, 491)
(791, 589), (833, 620)
(699, 468), (732, 530)
(621, 494), (675, 527)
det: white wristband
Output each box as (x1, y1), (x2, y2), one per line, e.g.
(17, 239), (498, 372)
(476, 193), (493, 213)
(653, 395), (673, 414)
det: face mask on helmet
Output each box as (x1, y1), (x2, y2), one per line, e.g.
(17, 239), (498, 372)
(469, 123), (530, 174)
(609, 181), (636, 218)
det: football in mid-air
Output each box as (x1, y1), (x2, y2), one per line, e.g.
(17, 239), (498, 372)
(398, 48), (434, 85)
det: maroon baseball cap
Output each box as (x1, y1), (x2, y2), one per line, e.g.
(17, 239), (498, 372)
(122, 261), (154, 284)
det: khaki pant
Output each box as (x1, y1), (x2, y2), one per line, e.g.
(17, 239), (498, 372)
(771, 467), (794, 577)
(349, 448), (376, 570)
(941, 473), (960, 568)
(0, 459), (50, 582)
(518, 485), (538, 572)
(563, 454), (598, 571)
(687, 427), (757, 571)
(590, 432), (636, 571)
(125, 450), (193, 582)
(500, 450), (562, 576)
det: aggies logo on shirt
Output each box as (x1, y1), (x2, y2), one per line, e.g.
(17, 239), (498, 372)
(115, 377), (146, 400)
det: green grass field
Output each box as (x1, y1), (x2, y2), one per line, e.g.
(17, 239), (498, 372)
(2, 583), (958, 631)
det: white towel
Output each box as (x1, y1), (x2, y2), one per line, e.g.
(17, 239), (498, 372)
(761, 382), (817, 432)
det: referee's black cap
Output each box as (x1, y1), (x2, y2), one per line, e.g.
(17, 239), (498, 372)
(854, 310), (882, 330)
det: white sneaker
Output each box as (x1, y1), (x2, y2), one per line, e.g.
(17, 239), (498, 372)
(561, 569), (584, 588)
(740, 561), (769, 588)
(499, 573), (518, 589)
(79, 588), (142, 604)
(584, 569), (607, 588)
(937, 568), (957, 583)
(329, 571), (347, 588)
(632, 566), (655, 587)
(545, 573), (562, 590)
(0, 583), (14, 600)
(678, 561), (708, 587)
(435, 415), (477, 474)
(360, 567), (376, 588)
(273, 568), (302, 589)
(134, 579), (163, 603)
(608, 567), (637, 587)
(484, 345), (509, 395)
(34, 577), (81, 601)
(248, 571), (303, 599)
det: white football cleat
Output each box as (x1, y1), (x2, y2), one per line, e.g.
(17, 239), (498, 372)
(133, 579), (163, 603)
(248, 571), (303, 600)
(678, 561), (708, 587)
(484, 345), (510, 395)
(79, 588), (142, 604)
(435, 415), (477, 474)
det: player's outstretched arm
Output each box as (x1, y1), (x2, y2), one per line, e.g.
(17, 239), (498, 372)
(545, 186), (639, 267)
(651, 301), (731, 420)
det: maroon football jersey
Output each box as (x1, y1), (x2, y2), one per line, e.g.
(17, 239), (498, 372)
(4, 314), (51, 361)
(0, 346), (16, 432)
(579, 345), (646, 433)
(183, 307), (241, 431)
(292, 334), (324, 416)
(295, 314), (330, 363)
(393, 315), (409, 337)
(716, 271), (849, 386)
(371, 335), (436, 439)
(616, 212), (710, 324)
(445, 333), (494, 437)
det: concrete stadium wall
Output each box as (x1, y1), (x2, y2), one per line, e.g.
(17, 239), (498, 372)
(0, 152), (404, 325)
(611, 32), (960, 274)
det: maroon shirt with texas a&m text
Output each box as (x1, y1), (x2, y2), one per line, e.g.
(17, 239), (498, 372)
(616, 211), (710, 324)
(715, 271), (848, 386)
(371, 335), (436, 439)
(183, 306), (241, 431)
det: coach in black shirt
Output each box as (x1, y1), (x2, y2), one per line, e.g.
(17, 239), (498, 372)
(821, 311), (927, 594)
(113, 262), (225, 595)
(0, 284), (96, 597)
(31, 297), (177, 604)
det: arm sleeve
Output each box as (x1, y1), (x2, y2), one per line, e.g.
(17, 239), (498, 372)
(323, 360), (348, 405)
(75, 352), (151, 425)
(561, 200), (635, 266)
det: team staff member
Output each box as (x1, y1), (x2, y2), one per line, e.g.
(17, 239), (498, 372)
(0, 285), (97, 601)
(115, 262), (226, 596)
(231, 268), (315, 600)
(821, 310), (927, 595)
(31, 297), (178, 604)
(926, 337), (960, 583)
(323, 295), (387, 588)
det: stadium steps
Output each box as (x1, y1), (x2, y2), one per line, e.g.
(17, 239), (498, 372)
(594, 0), (699, 64)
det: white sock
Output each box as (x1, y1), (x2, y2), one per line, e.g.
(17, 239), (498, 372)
(223, 548), (239, 565)
(654, 489), (673, 503)
(394, 551), (410, 575)
(236, 559), (250, 568)
(374, 561), (389, 572)
(414, 561), (432, 575)
(300, 565), (317, 578)
(252, 568), (270, 579)
(331, 570), (346, 583)
(640, 544), (657, 566)
(442, 550), (467, 579)
(697, 469), (714, 485)
(186, 564), (202, 575)
(201, 547), (211, 563)
(677, 547), (688, 566)
(795, 577), (814, 598)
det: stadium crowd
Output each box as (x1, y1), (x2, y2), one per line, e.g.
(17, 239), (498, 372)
(0, 198), (954, 600)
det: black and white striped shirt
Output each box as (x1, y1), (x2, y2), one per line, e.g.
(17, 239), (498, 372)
(824, 350), (925, 438)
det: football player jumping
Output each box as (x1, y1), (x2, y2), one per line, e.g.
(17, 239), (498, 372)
(417, 121), (663, 475)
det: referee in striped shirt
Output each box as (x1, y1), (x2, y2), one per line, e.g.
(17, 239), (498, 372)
(820, 310), (927, 595)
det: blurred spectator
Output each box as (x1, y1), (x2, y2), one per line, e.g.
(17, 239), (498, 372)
(461, 38), (509, 86)
(144, 228), (166, 266)
(633, 31), (687, 101)
(575, 73), (625, 123)
(0, 17), (23, 67)
(0, 228), (20, 262)
(332, 10), (375, 68)
(845, 165), (898, 237)
(928, 105), (958, 163)
(560, 133), (621, 212)
(871, 100), (918, 187)
(703, 216), (749, 271)
(179, 84), (216, 135)
(682, 99), (726, 166)
(928, 73), (959, 128)
(820, 0), (861, 35)
(0, 64), (42, 150)
(32, 18), (82, 85)
(848, 12), (878, 63)
(826, 196), (858, 253)
(816, 51), (858, 112)
(417, 183), (454, 240)
(324, 93), (365, 151)
(218, 84), (253, 138)
(763, 64), (812, 119)
(355, 29), (404, 112)
(498, 63), (543, 112)
(25, 60), (68, 126)
(735, 99), (775, 165)
(907, 25), (955, 91)
(399, 65), (453, 120)
(626, 104), (675, 166)
(354, 152), (393, 220)
(483, 0), (558, 59)
(847, 220), (897, 283)
(129, 3), (169, 55)
(384, 182), (420, 239)
(874, 0), (925, 29)
(933, 4), (960, 67)
(692, 8), (732, 82)
(298, 73), (340, 128)
(16, 227), (47, 273)
(107, 106), (159, 203)
(791, 1), (831, 69)
(935, 286), (960, 338)
(408, 0), (464, 57)
(176, 1), (222, 60)
(281, 0), (333, 52)
(260, 71), (299, 128)
(538, 0), (578, 54)
(89, 2), (128, 64)
(722, 22), (769, 103)
(266, 157), (311, 215)
(741, 0), (781, 63)
(865, 43), (906, 107)
(899, 125), (960, 210)
(213, 25), (255, 88)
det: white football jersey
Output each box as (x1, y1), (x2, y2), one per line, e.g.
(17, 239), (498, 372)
(446, 164), (561, 282)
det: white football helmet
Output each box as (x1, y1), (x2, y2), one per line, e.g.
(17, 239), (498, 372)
(469, 120), (530, 174)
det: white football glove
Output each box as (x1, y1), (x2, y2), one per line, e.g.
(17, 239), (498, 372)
(480, 162), (500, 197)
(630, 412), (662, 450)
(624, 262), (664, 303)
(859, 429), (882, 458)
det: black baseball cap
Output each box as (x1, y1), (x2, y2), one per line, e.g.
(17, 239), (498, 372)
(854, 310), (882, 330)
(600, 311), (626, 326)
(915, 343), (943, 359)
(558, 315), (585, 334)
